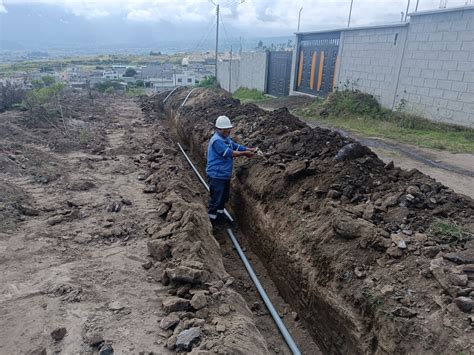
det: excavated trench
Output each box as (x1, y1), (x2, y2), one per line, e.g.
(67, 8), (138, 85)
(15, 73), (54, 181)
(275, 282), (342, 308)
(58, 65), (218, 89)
(141, 87), (474, 354)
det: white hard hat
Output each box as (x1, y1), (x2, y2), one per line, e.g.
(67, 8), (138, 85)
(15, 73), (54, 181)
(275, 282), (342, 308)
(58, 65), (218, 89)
(215, 115), (233, 129)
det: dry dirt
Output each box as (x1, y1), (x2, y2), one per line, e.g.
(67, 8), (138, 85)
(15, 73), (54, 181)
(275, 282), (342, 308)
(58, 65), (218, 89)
(0, 91), (319, 354)
(144, 87), (474, 354)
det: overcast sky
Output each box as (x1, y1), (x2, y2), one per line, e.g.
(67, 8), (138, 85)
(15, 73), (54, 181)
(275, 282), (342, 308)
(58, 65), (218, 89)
(0, 0), (471, 50)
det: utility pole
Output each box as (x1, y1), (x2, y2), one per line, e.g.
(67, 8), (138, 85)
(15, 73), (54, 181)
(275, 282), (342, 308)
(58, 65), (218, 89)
(297, 7), (303, 32)
(404, 0), (411, 21)
(229, 46), (232, 92)
(348, 0), (354, 27)
(415, 0), (420, 12)
(215, 4), (219, 79)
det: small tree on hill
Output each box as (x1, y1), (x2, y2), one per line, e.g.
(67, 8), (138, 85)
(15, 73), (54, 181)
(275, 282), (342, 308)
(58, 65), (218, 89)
(124, 68), (137, 77)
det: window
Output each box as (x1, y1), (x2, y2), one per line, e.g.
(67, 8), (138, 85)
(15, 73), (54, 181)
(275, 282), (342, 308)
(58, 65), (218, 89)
(187, 78), (193, 83)
(177, 78), (182, 83)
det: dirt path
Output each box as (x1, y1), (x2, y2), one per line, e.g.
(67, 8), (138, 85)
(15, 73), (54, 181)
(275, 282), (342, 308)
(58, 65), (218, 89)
(0, 98), (173, 354)
(255, 98), (474, 199)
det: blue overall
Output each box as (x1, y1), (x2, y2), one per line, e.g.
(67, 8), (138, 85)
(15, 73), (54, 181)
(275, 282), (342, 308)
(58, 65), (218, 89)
(206, 131), (247, 220)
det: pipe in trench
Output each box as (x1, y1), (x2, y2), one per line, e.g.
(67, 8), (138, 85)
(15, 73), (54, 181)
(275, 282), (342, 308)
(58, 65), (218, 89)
(177, 142), (302, 355)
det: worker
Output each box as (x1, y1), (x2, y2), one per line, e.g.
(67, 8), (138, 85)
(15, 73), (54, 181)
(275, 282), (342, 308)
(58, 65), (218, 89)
(206, 115), (255, 224)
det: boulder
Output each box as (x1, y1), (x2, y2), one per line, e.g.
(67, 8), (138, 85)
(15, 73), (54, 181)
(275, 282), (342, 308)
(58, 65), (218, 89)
(176, 327), (202, 351)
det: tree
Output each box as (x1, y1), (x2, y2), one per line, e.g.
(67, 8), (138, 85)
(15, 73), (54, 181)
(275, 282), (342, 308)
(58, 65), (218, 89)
(124, 67), (137, 77)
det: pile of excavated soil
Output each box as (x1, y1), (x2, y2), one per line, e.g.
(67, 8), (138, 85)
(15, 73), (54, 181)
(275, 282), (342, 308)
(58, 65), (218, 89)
(142, 87), (474, 354)
(139, 120), (271, 353)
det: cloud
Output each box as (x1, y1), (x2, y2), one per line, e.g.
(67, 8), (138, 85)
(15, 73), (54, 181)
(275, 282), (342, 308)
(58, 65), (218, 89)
(0, 0), (7, 13)
(1, 0), (471, 36)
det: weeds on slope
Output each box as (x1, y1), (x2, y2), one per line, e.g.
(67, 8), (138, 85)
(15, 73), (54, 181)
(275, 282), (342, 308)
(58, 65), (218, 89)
(295, 90), (474, 154)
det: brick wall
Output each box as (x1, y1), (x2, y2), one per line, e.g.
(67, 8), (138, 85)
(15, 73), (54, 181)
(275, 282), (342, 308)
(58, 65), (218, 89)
(217, 52), (267, 94)
(337, 24), (408, 108)
(334, 6), (474, 127)
(397, 8), (474, 127)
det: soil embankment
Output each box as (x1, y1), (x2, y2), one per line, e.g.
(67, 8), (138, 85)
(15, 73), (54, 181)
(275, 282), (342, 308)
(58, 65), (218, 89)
(144, 87), (474, 354)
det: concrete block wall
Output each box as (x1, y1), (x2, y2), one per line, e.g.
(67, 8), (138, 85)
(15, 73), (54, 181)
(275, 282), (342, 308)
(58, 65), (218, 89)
(217, 52), (267, 94)
(332, 6), (474, 127)
(397, 8), (474, 127)
(337, 24), (408, 108)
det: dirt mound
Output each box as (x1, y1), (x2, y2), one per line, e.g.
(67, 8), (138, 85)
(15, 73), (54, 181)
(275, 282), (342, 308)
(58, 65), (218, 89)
(144, 88), (474, 354)
(138, 113), (270, 353)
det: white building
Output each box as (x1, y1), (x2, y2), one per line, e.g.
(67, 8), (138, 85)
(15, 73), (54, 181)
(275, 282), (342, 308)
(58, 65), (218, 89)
(102, 69), (119, 80)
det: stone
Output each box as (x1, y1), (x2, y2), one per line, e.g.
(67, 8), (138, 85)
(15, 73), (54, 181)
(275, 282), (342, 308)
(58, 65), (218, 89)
(406, 185), (421, 196)
(17, 204), (40, 216)
(87, 333), (104, 347)
(108, 301), (124, 311)
(190, 293), (208, 310)
(335, 143), (371, 161)
(327, 190), (342, 199)
(332, 215), (376, 239)
(406, 194), (415, 202)
(121, 198), (132, 206)
(51, 327), (67, 341)
(382, 193), (403, 210)
(414, 233), (428, 243)
(448, 273), (468, 287)
(143, 185), (157, 193)
(141, 260), (153, 270)
(391, 307), (417, 318)
(176, 284), (191, 297)
(176, 327), (201, 351)
(196, 308), (209, 319)
(156, 202), (171, 217)
(166, 334), (178, 349)
(106, 202), (121, 213)
(285, 160), (308, 179)
(147, 240), (172, 261)
(160, 313), (180, 330)
(216, 323), (226, 333)
(47, 215), (64, 226)
(454, 297), (473, 313)
(162, 297), (191, 312)
(362, 204), (374, 220)
(165, 266), (207, 285)
(384, 207), (409, 223)
(218, 304), (230, 316)
(443, 251), (474, 265)
(98, 343), (114, 355)
(381, 285), (395, 295)
(386, 246), (403, 258)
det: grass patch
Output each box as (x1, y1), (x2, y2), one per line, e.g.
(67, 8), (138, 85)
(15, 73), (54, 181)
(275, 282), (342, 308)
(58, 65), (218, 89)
(233, 87), (269, 104)
(295, 90), (474, 154)
(430, 218), (473, 244)
(125, 88), (146, 97)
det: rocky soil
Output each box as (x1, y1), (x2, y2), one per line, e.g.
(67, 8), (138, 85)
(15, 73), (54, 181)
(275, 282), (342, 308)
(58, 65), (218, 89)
(142, 87), (474, 354)
(1, 91), (296, 354)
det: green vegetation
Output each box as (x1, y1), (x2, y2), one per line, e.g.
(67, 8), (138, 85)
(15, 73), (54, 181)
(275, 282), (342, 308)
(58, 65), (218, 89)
(123, 67), (137, 77)
(26, 76), (65, 106)
(295, 89), (474, 154)
(431, 219), (473, 244)
(233, 87), (268, 104)
(196, 75), (219, 88)
(95, 80), (125, 93)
